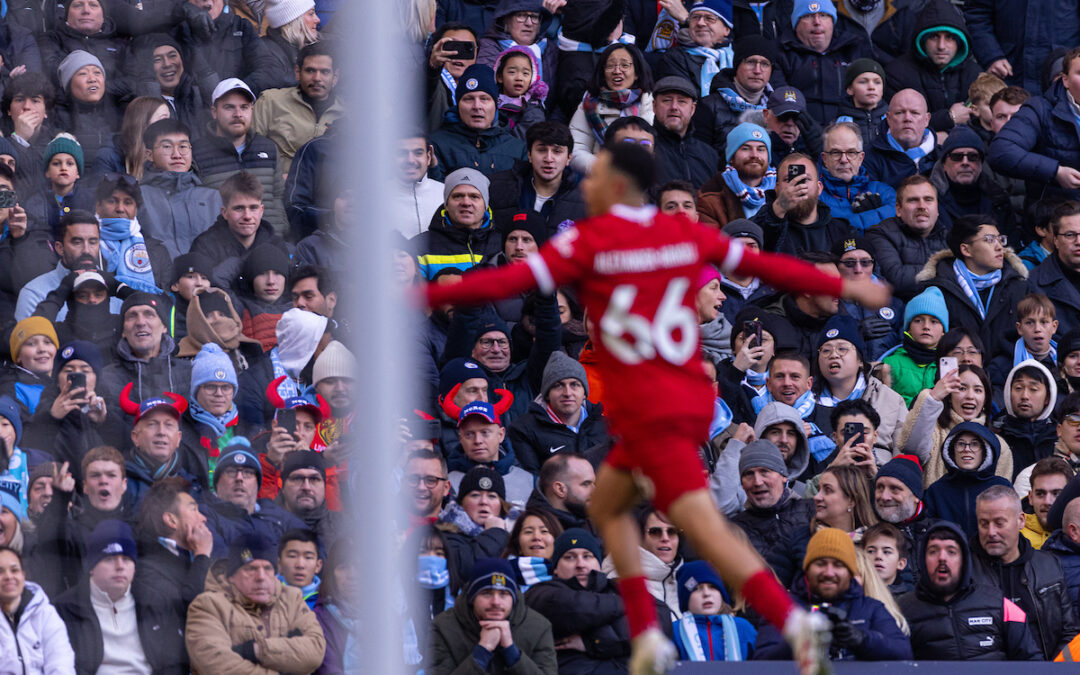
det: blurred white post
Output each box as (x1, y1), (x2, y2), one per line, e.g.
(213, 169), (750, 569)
(342, 0), (414, 672)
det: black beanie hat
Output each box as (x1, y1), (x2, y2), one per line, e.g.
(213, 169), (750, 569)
(1059, 329), (1080, 367)
(241, 244), (290, 281)
(733, 35), (777, 68)
(226, 531), (277, 577)
(551, 527), (603, 565)
(729, 305), (798, 352)
(172, 253), (213, 285)
(498, 211), (548, 248)
(457, 466), (506, 502)
(876, 454), (924, 501)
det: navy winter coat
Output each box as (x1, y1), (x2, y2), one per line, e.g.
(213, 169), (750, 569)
(1042, 530), (1080, 621)
(924, 421), (1013, 537)
(429, 118), (528, 180)
(777, 27), (872, 125)
(1028, 253), (1080, 340)
(862, 122), (941, 188)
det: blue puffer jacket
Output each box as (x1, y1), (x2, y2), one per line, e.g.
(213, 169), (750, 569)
(988, 80), (1080, 206)
(818, 164), (897, 234)
(964, 0), (1080, 94)
(1042, 530), (1080, 620)
(754, 575), (913, 661)
(924, 421), (1013, 537)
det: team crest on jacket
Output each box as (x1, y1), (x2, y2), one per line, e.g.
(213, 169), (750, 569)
(125, 244), (152, 273)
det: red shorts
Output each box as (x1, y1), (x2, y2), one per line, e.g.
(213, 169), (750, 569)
(602, 416), (710, 512)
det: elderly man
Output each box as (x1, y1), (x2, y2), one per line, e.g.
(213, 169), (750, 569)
(428, 557), (557, 675)
(778, 0), (872, 124)
(753, 153), (854, 255)
(508, 352), (609, 474)
(866, 175), (950, 300)
(200, 438), (305, 547)
(818, 121), (896, 233)
(123, 393), (203, 504)
(414, 169), (503, 281)
(729, 439), (816, 588)
(898, 522), (1041, 660)
(657, 0), (734, 99)
(697, 123), (774, 226)
(694, 35), (778, 154)
(755, 528), (912, 661)
(429, 64), (526, 180)
(186, 532), (326, 674)
(651, 76), (719, 190)
(764, 86), (822, 166)
(989, 46), (1080, 204)
(864, 89), (940, 187)
(874, 454), (939, 577)
(971, 485), (1079, 660)
(930, 125), (1013, 231)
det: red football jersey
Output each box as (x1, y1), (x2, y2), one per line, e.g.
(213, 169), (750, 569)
(427, 204), (845, 427)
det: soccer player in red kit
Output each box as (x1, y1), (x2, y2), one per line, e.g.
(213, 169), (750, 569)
(424, 144), (892, 674)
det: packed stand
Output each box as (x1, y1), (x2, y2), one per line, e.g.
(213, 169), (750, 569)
(396, 0), (1080, 670)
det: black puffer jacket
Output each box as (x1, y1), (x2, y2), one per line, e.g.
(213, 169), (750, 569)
(443, 528), (510, 594)
(883, 0), (981, 131)
(777, 26), (872, 124)
(897, 521), (1042, 660)
(730, 489), (814, 587)
(39, 18), (131, 98)
(653, 121), (719, 191)
(488, 161), (586, 237)
(836, 0), (926, 65)
(865, 215), (950, 301)
(972, 534), (1080, 660)
(524, 571), (633, 674)
(753, 200), (855, 257)
(192, 129), (287, 235)
(173, 9), (276, 95)
(508, 399), (610, 474)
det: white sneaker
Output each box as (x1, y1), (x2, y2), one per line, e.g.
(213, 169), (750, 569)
(629, 627), (677, 675)
(783, 608), (832, 675)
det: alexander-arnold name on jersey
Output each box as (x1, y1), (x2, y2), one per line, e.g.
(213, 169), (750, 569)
(593, 242), (698, 275)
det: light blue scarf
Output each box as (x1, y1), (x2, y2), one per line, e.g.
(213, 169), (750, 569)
(716, 86), (769, 113)
(675, 614), (743, 661)
(440, 68), (456, 100)
(1014, 337), (1057, 366)
(952, 258), (1000, 319)
(752, 389), (835, 460)
(885, 128), (935, 163)
(743, 368), (767, 388)
(752, 388), (816, 418)
(817, 373), (867, 407)
(686, 45), (733, 98)
(188, 399), (239, 437)
(268, 347), (300, 398)
(98, 217), (161, 293)
(710, 398), (733, 439)
(512, 556), (552, 593)
(556, 28), (635, 52)
(721, 165), (776, 216)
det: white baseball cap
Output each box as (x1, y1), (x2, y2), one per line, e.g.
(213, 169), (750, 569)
(211, 78), (255, 105)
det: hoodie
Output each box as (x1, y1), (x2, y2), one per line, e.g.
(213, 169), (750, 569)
(993, 359), (1058, 477)
(923, 421), (1012, 536)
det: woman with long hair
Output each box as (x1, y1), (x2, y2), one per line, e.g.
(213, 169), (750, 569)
(105, 96), (170, 179)
(811, 465), (877, 538)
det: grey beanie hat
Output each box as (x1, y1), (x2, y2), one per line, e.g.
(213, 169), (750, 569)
(58, 50), (104, 92)
(738, 439), (789, 477)
(541, 351), (589, 398)
(443, 168), (490, 205)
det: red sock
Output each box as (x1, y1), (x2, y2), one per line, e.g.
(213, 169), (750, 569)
(618, 576), (658, 638)
(741, 569), (797, 630)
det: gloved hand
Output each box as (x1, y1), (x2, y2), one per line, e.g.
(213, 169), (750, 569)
(831, 618), (867, 651)
(97, 268), (119, 295)
(859, 315), (893, 340)
(181, 2), (215, 41)
(850, 192), (884, 214)
(231, 639), (258, 663)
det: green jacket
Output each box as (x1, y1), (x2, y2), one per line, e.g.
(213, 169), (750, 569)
(428, 593), (558, 675)
(882, 347), (938, 407)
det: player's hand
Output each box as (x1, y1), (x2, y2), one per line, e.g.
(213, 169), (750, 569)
(988, 58), (1013, 78)
(841, 278), (891, 310)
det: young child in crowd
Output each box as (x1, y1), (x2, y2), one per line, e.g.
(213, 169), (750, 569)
(967, 73), (1006, 145)
(24, 134), (94, 231)
(835, 59), (888, 147)
(494, 46), (547, 140)
(860, 522), (913, 596)
(1012, 293), (1058, 371)
(673, 560), (757, 662)
(882, 287), (950, 406)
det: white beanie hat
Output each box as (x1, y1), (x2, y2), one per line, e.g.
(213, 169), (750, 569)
(266, 0), (315, 29)
(313, 340), (355, 385)
(275, 308), (328, 377)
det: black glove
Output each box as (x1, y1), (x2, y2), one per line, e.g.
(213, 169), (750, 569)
(58, 270), (79, 295)
(96, 268), (119, 295)
(181, 2), (215, 41)
(287, 628), (303, 637)
(859, 315), (893, 340)
(850, 192), (884, 214)
(231, 639), (258, 663)
(831, 618), (867, 651)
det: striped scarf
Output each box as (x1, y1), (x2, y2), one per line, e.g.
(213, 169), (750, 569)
(817, 373), (867, 407)
(721, 165), (776, 216)
(952, 258), (1000, 319)
(686, 45), (733, 98)
(675, 614), (743, 661)
(581, 88), (642, 144)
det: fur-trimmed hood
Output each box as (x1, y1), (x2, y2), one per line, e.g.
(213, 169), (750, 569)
(914, 247), (1029, 284)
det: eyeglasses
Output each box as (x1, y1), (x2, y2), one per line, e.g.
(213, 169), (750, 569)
(740, 57), (771, 70)
(646, 526), (679, 538)
(1063, 414), (1080, 428)
(1057, 231), (1080, 242)
(286, 473), (324, 485)
(155, 141), (192, 154)
(477, 337), (509, 350)
(949, 348), (981, 357)
(947, 151), (981, 163)
(953, 441), (983, 451)
(403, 474), (447, 488)
(824, 150), (862, 160)
(510, 11), (540, 23)
(840, 258), (874, 269)
(604, 60), (635, 72)
(221, 466), (257, 478)
(200, 383), (234, 395)
(620, 138), (654, 147)
(690, 11), (720, 23)
(819, 345), (852, 358)
(970, 233), (1007, 246)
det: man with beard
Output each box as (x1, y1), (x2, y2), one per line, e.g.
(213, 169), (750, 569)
(16, 211), (122, 321)
(278, 451), (342, 553)
(864, 89), (940, 188)
(930, 125), (1014, 233)
(971, 485), (1079, 660)
(875, 454), (940, 579)
(393, 131), (444, 238)
(698, 123), (774, 226)
(526, 453), (596, 532)
(401, 448), (451, 535)
(1019, 458), (1074, 549)
(866, 175), (951, 300)
(755, 528), (912, 661)
(754, 153), (854, 256)
(897, 522), (1040, 660)
(650, 76), (719, 191)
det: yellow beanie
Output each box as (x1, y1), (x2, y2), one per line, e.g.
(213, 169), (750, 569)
(803, 527), (857, 574)
(10, 317), (58, 359)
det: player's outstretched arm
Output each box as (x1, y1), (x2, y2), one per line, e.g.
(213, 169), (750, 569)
(423, 259), (540, 309)
(839, 276), (893, 310)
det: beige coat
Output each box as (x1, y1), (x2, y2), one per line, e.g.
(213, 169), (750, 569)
(897, 389), (1013, 487)
(186, 560), (326, 675)
(863, 375), (908, 464)
(252, 86), (346, 176)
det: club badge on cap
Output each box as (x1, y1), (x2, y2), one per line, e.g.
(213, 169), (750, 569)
(61, 346), (74, 359)
(466, 78), (478, 90)
(825, 328), (839, 339)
